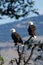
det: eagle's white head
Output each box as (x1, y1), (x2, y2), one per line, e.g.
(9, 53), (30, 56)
(10, 28), (16, 33)
(28, 21), (34, 25)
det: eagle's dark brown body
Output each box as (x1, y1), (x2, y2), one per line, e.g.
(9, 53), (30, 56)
(28, 25), (36, 37)
(11, 32), (23, 45)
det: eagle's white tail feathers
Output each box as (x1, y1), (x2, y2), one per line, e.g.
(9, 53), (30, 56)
(34, 36), (37, 38)
(17, 43), (24, 46)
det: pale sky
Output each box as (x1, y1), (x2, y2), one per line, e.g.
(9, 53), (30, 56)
(34, 0), (43, 14)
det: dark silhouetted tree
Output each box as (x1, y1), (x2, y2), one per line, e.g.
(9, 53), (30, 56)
(9, 39), (43, 65)
(0, 0), (39, 19)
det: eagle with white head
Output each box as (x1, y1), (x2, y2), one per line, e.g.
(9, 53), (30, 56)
(10, 28), (23, 46)
(28, 21), (36, 38)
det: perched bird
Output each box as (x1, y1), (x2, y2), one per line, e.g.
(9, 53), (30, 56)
(10, 28), (23, 46)
(27, 21), (36, 38)
(24, 21), (37, 49)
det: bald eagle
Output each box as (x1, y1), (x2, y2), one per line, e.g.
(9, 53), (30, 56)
(10, 28), (23, 46)
(28, 21), (36, 38)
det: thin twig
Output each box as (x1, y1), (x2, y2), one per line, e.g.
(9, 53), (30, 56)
(24, 45), (36, 65)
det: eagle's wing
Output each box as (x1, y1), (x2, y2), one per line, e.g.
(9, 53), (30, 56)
(12, 32), (23, 43)
(28, 25), (36, 36)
